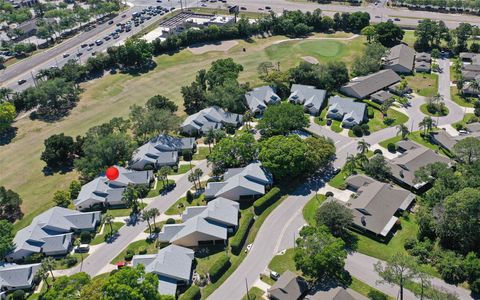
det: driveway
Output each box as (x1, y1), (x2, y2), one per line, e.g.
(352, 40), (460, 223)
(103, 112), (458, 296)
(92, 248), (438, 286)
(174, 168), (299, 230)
(57, 160), (209, 277)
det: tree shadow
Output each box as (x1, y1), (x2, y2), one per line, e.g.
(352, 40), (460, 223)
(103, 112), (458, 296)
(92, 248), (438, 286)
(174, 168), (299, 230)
(0, 127), (17, 146)
(42, 165), (74, 176)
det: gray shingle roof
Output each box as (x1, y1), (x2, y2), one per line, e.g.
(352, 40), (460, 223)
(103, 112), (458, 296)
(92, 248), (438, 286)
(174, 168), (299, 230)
(340, 69), (401, 99)
(0, 263), (41, 290)
(460, 52), (478, 61)
(466, 122), (480, 133)
(343, 174), (415, 236)
(327, 96), (367, 126)
(132, 245), (194, 295)
(182, 197), (239, 227)
(289, 84), (326, 113)
(245, 86), (281, 113)
(74, 166), (152, 209)
(415, 61), (431, 72)
(9, 207), (100, 260)
(371, 90), (394, 104)
(268, 271), (308, 300)
(130, 135), (195, 170)
(181, 106), (242, 135)
(415, 52), (431, 62)
(308, 287), (369, 300)
(205, 162), (273, 200)
(384, 44), (415, 72)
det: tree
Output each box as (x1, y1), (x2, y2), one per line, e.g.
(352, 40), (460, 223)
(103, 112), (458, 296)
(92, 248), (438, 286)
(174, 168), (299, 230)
(193, 168), (204, 189)
(103, 213), (115, 239)
(397, 124), (409, 140)
(0, 220), (13, 261)
(41, 257), (57, 282)
(361, 25), (377, 43)
(145, 95), (177, 112)
(453, 137), (480, 164)
(357, 139), (370, 155)
(364, 154), (392, 181)
(304, 136), (336, 174)
(289, 61), (349, 91)
(412, 265), (433, 300)
(36, 262), (52, 290)
(41, 133), (77, 169)
(344, 154), (357, 175)
(122, 184), (141, 214)
(204, 129), (215, 153)
(158, 166), (172, 188)
(142, 209), (154, 236)
(0, 186), (23, 222)
(374, 22), (405, 47)
(208, 133), (259, 173)
(351, 43), (387, 76)
(418, 116), (434, 135)
(294, 225), (347, 284)
(437, 188), (480, 254)
(129, 105), (180, 143)
(437, 251), (467, 284)
(103, 265), (162, 300)
(205, 58), (244, 89)
(257, 102), (308, 137)
(109, 38), (153, 68)
(41, 272), (91, 300)
(69, 180), (82, 200)
(316, 201), (353, 237)
(205, 79), (249, 113)
(150, 208), (160, 231)
(0, 101), (16, 134)
(52, 190), (71, 208)
(188, 172), (199, 191)
(374, 253), (416, 300)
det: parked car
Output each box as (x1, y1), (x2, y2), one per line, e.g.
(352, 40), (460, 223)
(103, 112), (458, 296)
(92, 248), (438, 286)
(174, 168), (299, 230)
(270, 271), (280, 280)
(95, 39), (103, 46)
(75, 244), (90, 253)
(17, 79), (27, 85)
(63, 53), (70, 58)
(81, 43), (88, 48)
(108, 20), (114, 25)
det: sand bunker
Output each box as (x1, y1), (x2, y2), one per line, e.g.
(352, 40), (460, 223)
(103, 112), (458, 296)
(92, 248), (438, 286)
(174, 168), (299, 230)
(188, 40), (238, 54)
(302, 56), (319, 64)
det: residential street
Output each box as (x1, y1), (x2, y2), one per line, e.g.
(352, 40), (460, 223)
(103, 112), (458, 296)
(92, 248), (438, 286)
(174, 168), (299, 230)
(56, 160), (208, 277)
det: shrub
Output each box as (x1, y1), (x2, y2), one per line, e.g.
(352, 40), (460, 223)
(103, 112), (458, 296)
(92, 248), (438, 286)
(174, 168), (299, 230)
(367, 290), (388, 300)
(455, 123), (466, 131)
(352, 125), (363, 137)
(80, 231), (91, 243)
(387, 143), (396, 153)
(253, 187), (281, 215)
(186, 190), (194, 203)
(404, 237), (417, 250)
(166, 218), (176, 224)
(383, 117), (395, 126)
(138, 247), (147, 255)
(367, 106), (374, 118)
(208, 254), (231, 283)
(125, 249), (135, 261)
(373, 149), (383, 155)
(179, 285), (201, 300)
(10, 290), (25, 300)
(230, 210), (255, 254)
(361, 124), (370, 135)
(64, 255), (78, 267)
(24, 253), (44, 264)
(325, 191), (334, 197)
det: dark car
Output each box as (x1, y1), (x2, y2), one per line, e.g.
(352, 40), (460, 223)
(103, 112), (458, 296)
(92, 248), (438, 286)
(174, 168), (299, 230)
(81, 43), (88, 48)
(108, 20), (114, 25)
(17, 79), (27, 85)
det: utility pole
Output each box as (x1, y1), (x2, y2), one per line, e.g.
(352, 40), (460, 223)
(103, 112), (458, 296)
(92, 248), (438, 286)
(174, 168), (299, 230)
(30, 71), (37, 87)
(245, 277), (250, 300)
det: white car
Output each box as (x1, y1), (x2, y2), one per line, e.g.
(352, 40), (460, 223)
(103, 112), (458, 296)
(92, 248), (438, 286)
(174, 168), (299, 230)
(75, 244), (90, 253)
(246, 243), (253, 252)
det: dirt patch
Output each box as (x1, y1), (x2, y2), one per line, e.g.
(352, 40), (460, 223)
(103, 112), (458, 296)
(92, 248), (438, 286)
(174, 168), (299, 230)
(188, 40), (238, 54)
(302, 56), (319, 64)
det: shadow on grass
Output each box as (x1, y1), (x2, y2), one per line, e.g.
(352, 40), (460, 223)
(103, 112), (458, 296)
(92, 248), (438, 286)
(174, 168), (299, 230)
(0, 127), (17, 146)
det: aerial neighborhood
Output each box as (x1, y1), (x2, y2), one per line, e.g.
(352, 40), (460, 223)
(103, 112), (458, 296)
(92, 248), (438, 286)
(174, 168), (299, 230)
(2, 1), (480, 300)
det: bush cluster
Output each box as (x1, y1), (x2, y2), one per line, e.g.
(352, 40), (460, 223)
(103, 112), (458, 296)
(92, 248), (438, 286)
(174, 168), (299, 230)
(253, 187), (281, 215)
(230, 210), (255, 255)
(208, 254), (231, 283)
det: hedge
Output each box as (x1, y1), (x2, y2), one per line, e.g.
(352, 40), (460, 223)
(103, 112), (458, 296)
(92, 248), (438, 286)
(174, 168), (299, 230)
(230, 210), (255, 255)
(208, 254), (231, 283)
(179, 285), (201, 300)
(253, 187), (281, 215)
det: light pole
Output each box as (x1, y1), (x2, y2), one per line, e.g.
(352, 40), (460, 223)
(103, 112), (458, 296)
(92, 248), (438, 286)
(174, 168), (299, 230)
(245, 277), (250, 300)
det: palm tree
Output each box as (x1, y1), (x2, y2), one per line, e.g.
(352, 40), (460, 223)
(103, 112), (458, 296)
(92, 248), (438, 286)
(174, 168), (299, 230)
(243, 110), (253, 131)
(150, 208), (160, 231)
(141, 209), (153, 236)
(159, 166), (171, 188)
(397, 124), (410, 140)
(122, 184), (139, 214)
(205, 130), (215, 153)
(41, 257), (56, 282)
(419, 116), (434, 136)
(35, 262), (51, 289)
(188, 172), (198, 191)
(193, 168), (204, 189)
(357, 139), (370, 155)
(73, 239), (84, 271)
(104, 214), (114, 238)
(344, 154), (357, 175)
(355, 153), (369, 169)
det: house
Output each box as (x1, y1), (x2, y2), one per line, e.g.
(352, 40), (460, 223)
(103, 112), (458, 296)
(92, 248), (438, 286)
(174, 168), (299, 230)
(340, 69), (401, 99)
(383, 44), (415, 74)
(386, 141), (452, 190)
(461, 64), (480, 80)
(204, 162), (273, 201)
(15, 19), (38, 40)
(158, 198), (239, 247)
(74, 166), (153, 210)
(245, 86), (281, 114)
(415, 61), (431, 73)
(370, 90), (394, 105)
(430, 128), (480, 152)
(460, 52), (478, 62)
(288, 84), (327, 115)
(326, 96), (367, 128)
(180, 106), (243, 136)
(130, 135), (196, 170)
(415, 52), (432, 62)
(461, 80), (480, 96)
(132, 245), (194, 296)
(388, 82), (412, 96)
(466, 122), (480, 133)
(267, 271), (308, 300)
(7, 207), (100, 261)
(307, 287), (368, 300)
(338, 174), (415, 237)
(0, 263), (41, 295)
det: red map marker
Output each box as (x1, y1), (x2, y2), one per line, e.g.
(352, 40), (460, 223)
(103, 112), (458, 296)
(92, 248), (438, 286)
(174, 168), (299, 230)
(106, 166), (119, 181)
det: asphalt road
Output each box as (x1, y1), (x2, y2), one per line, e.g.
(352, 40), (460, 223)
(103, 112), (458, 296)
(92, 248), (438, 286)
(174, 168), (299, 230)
(59, 160), (209, 277)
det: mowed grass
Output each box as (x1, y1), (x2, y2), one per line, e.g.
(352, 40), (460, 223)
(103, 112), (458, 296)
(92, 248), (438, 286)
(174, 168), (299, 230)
(405, 73), (438, 97)
(1, 34), (365, 229)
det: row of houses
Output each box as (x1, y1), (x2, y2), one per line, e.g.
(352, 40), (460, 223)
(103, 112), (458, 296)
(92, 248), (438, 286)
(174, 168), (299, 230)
(430, 122), (480, 152)
(459, 52), (480, 96)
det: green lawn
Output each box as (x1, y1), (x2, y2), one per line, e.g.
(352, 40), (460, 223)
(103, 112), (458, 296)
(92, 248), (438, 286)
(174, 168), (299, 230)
(269, 248), (297, 274)
(3, 34), (365, 228)
(451, 87), (476, 108)
(105, 203), (146, 218)
(195, 247), (229, 277)
(379, 131), (452, 157)
(170, 164), (195, 175)
(242, 287), (265, 300)
(402, 30), (415, 47)
(165, 194), (206, 215)
(419, 103), (449, 117)
(379, 135), (403, 149)
(110, 239), (158, 264)
(405, 73), (438, 97)
(55, 252), (90, 270)
(192, 147), (210, 160)
(91, 222), (124, 245)
(302, 194), (327, 226)
(147, 179), (175, 197)
(350, 277), (395, 300)
(360, 107), (409, 135)
(453, 113), (476, 129)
